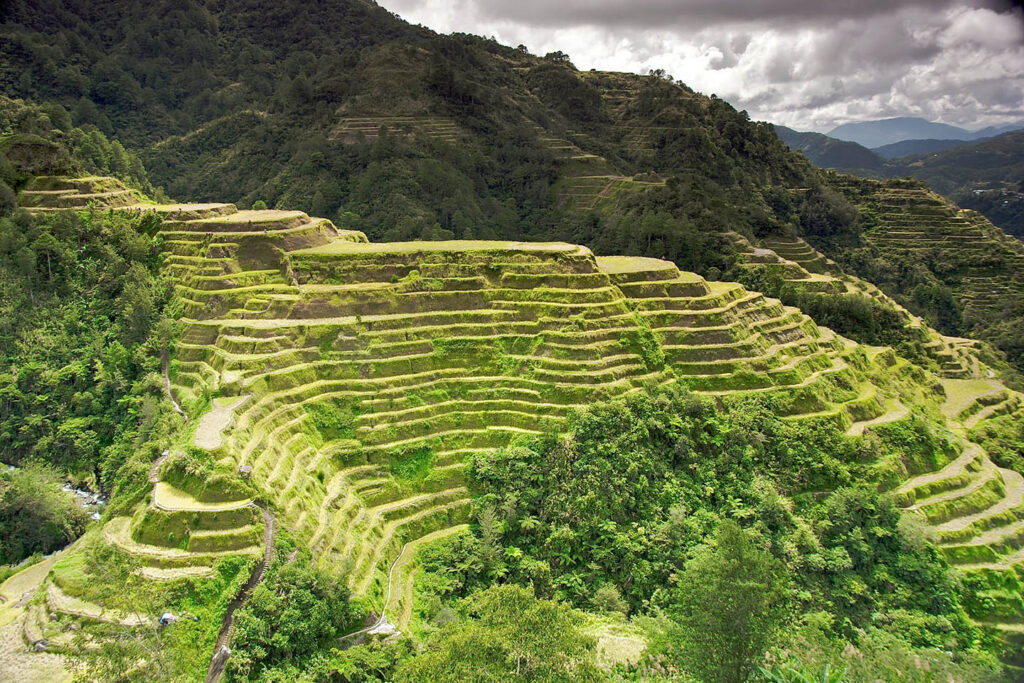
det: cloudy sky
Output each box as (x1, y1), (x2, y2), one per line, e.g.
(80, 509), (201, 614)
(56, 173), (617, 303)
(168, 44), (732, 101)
(376, 0), (1024, 132)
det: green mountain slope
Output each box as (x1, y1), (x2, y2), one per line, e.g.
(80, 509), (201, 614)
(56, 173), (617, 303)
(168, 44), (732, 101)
(774, 125), (886, 175)
(5, 0), (1024, 678)
(776, 125), (1024, 237)
(5, 176), (1023, 679)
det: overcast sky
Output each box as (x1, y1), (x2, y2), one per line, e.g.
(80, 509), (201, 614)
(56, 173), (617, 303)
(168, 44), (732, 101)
(377, 0), (1024, 132)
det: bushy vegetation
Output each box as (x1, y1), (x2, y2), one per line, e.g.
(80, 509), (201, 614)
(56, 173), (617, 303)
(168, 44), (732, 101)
(0, 208), (177, 504)
(733, 263), (921, 351)
(662, 520), (790, 683)
(394, 584), (601, 682)
(0, 463), (88, 564)
(160, 448), (255, 502)
(66, 532), (255, 681)
(227, 534), (358, 681)
(410, 387), (996, 678)
(0, 96), (154, 198)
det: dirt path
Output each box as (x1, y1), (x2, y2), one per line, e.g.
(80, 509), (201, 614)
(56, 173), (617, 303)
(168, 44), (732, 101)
(148, 451), (170, 485)
(204, 504), (274, 683)
(161, 347), (187, 421)
(338, 543), (408, 643)
(0, 555), (71, 683)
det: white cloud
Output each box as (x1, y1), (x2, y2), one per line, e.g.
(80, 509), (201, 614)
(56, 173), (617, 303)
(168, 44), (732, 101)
(380, 0), (1024, 131)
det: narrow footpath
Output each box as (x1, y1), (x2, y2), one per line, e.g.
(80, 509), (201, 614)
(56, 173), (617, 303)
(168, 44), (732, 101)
(161, 347), (187, 420)
(205, 504), (275, 683)
(338, 542), (408, 643)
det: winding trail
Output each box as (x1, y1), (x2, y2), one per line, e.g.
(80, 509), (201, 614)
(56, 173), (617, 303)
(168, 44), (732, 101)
(337, 543), (408, 643)
(148, 451), (170, 485)
(161, 347), (187, 421)
(205, 503), (274, 683)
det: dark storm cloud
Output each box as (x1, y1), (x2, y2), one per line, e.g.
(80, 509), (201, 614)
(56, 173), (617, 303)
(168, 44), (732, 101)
(379, 0), (1024, 130)
(466, 0), (957, 28)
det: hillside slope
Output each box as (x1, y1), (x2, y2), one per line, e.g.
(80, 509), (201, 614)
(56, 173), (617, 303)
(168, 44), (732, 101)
(14, 177), (1024, 676)
(820, 176), (1024, 369)
(774, 125), (886, 175)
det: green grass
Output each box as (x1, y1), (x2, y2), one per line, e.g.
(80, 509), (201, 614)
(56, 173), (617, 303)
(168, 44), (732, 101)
(292, 239), (582, 256)
(595, 255), (676, 274)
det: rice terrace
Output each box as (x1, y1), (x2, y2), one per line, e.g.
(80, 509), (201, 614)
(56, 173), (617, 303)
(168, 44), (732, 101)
(2, 0), (1024, 681)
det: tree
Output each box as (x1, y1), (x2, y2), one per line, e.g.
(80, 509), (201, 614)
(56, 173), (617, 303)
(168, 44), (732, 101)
(227, 551), (356, 679)
(0, 464), (89, 564)
(31, 230), (62, 279)
(0, 180), (14, 217)
(394, 585), (601, 682)
(543, 51), (572, 65)
(667, 520), (790, 683)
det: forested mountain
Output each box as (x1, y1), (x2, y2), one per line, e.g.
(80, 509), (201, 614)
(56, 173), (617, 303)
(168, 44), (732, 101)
(773, 125), (886, 175)
(4, 1), (1024, 682)
(873, 138), (973, 159)
(776, 126), (1024, 238)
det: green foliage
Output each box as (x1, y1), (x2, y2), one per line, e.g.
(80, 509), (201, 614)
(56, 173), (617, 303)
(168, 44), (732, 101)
(0, 463), (88, 563)
(304, 400), (357, 443)
(160, 447), (254, 502)
(591, 582), (630, 616)
(469, 386), (857, 606)
(227, 535), (358, 681)
(871, 413), (958, 485)
(393, 584), (601, 682)
(0, 179), (13, 216)
(0, 96), (152, 192)
(525, 63), (605, 127)
(762, 615), (1002, 683)
(235, 640), (412, 683)
(67, 534), (254, 682)
(734, 264), (922, 353)
(664, 519), (790, 683)
(465, 387), (985, 671)
(619, 320), (666, 371)
(970, 411), (1024, 473)
(0, 210), (175, 499)
(388, 445), (436, 486)
(808, 486), (967, 638)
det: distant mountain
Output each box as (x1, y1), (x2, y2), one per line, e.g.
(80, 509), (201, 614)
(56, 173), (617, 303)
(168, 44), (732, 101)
(774, 125), (885, 174)
(890, 130), (1024, 237)
(828, 117), (971, 148)
(829, 117), (1024, 151)
(892, 130), (1024, 193)
(973, 122), (1024, 139)
(872, 138), (970, 159)
(774, 123), (1024, 237)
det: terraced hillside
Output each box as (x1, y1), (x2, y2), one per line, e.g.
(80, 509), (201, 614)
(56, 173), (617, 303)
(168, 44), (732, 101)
(331, 116), (461, 144)
(16, 175), (146, 212)
(916, 378), (1024, 654)
(728, 232), (982, 379)
(34, 176), (905, 609)
(17, 177), (1024, 649)
(834, 177), (1024, 339)
(167, 225), (882, 605)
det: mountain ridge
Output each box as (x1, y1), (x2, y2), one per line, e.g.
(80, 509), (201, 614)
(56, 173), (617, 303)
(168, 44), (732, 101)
(827, 115), (1024, 148)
